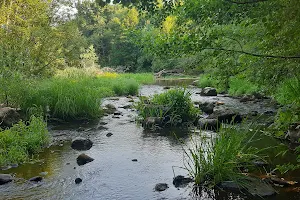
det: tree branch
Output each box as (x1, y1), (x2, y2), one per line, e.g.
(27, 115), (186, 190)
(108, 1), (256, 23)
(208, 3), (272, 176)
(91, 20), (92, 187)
(224, 0), (268, 4)
(202, 47), (300, 59)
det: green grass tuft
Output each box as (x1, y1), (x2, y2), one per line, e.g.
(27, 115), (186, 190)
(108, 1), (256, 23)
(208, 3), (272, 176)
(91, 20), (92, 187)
(184, 126), (266, 187)
(228, 77), (259, 96)
(136, 88), (199, 126)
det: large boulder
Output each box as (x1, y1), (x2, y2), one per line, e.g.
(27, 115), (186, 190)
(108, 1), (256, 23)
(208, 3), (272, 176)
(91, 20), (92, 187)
(77, 153), (94, 166)
(0, 174), (13, 185)
(200, 87), (217, 96)
(198, 118), (220, 131)
(71, 137), (93, 151)
(199, 102), (215, 114)
(208, 107), (242, 123)
(0, 107), (20, 127)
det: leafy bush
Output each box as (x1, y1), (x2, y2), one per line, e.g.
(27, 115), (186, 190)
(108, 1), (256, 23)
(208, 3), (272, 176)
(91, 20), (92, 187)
(184, 127), (266, 187)
(228, 77), (259, 96)
(136, 88), (199, 126)
(0, 115), (49, 166)
(198, 74), (219, 89)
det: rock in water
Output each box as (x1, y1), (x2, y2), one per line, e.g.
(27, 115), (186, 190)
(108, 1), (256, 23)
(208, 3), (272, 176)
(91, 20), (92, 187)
(29, 176), (43, 182)
(154, 183), (169, 191)
(173, 175), (193, 188)
(0, 174), (13, 185)
(200, 87), (217, 96)
(75, 178), (82, 184)
(77, 154), (94, 166)
(71, 137), (93, 151)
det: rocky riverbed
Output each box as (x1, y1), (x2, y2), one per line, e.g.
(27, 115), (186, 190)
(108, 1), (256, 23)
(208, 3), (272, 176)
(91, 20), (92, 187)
(1, 84), (300, 200)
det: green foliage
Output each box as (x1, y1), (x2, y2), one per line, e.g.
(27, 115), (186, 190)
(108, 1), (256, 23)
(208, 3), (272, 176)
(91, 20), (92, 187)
(136, 88), (199, 126)
(274, 76), (300, 132)
(119, 73), (155, 85)
(228, 77), (259, 96)
(198, 74), (219, 89)
(184, 127), (266, 187)
(17, 69), (149, 120)
(0, 115), (49, 166)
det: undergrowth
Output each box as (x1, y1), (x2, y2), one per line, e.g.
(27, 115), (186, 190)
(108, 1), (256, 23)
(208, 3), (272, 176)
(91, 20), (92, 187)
(0, 115), (49, 166)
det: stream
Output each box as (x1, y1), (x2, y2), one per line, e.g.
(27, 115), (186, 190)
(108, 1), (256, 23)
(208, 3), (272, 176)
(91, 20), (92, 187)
(1, 82), (300, 200)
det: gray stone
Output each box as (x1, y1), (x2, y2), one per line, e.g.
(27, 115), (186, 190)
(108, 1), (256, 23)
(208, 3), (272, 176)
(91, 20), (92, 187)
(77, 154), (94, 166)
(199, 102), (215, 114)
(71, 137), (93, 151)
(173, 175), (193, 188)
(0, 107), (20, 127)
(0, 174), (13, 185)
(29, 176), (43, 182)
(155, 183), (169, 191)
(200, 87), (217, 96)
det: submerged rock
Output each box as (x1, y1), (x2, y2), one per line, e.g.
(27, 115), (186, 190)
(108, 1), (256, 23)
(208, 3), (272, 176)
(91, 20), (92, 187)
(219, 177), (276, 197)
(208, 107), (242, 123)
(173, 175), (193, 188)
(198, 118), (220, 131)
(0, 107), (20, 127)
(154, 183), (169, 191)
(29, 176), (43, 182)
(200, 87), (217, 96)
(103, 104), (117, 114)
(71, 137), (93, 151)
(106, 132), (113, 137)
(0, 174), (13, 185)
(75, 178), (82, 184)
(77, 154), (94, 166)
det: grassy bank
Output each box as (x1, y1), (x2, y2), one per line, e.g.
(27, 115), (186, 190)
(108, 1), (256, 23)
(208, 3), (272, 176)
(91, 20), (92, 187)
(5, 69), (154, 120)
(0, 116), (49, 166)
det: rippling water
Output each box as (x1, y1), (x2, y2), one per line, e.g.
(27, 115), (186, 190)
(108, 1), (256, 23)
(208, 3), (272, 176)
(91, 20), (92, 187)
(1, 83), (300, 200)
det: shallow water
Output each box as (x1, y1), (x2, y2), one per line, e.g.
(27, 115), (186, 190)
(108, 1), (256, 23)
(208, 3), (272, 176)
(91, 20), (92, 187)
(1, 83), (300, 200)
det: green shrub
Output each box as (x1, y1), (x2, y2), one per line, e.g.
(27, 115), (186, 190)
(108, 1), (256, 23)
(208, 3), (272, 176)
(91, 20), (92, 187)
(0, 115), (49, 166)
(136, 88), (199, 126)
(228, 77), (259, 96)
(198, 74), (219, 89)
(184, 127), (266, 187)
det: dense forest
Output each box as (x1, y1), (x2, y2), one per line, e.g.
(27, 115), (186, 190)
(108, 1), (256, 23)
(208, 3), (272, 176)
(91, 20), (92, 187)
(1, 0), (300, 198)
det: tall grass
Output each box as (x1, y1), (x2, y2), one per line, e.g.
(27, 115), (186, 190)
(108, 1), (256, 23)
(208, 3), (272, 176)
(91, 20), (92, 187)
(136, 88), (199, 126)
(0, 115), (49, 166)
(17, 68), (152, 120)
(119, 73), (155, 85)
(228, 77), (259, 96)
(184, 126), (266, 187)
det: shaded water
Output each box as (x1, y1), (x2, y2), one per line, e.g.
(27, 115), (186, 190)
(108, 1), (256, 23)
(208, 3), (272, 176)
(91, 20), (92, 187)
(1, 82), (300, 200)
